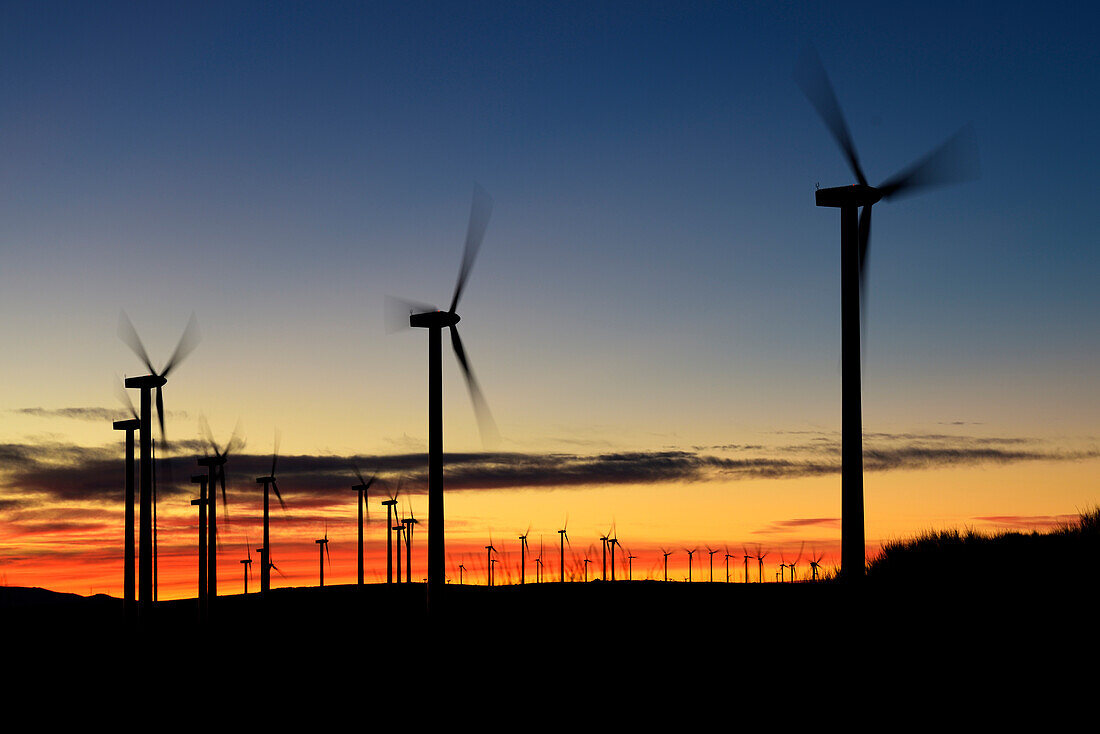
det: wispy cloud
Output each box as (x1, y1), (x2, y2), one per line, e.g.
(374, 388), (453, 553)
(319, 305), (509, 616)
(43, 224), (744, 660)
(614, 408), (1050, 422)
(11, 406), (189, 421)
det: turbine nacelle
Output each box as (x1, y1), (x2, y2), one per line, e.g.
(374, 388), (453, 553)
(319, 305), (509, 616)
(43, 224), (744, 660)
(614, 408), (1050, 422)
(113, 418), (141, 431)
(410, 310), (461, 329)
(256, 475), (275, 484)
(124, 374), (167, 389)
(815, 184), (882, 209)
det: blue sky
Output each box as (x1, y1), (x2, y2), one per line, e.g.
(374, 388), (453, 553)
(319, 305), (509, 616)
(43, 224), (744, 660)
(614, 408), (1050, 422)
(1, 1), (1098, 452)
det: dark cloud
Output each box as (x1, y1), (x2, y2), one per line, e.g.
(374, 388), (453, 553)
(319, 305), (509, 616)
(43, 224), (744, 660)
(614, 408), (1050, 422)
(1, 432), (1096, 509)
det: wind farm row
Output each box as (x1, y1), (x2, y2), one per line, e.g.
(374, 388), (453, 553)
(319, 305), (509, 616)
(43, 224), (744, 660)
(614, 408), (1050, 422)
(95, 46), (976, 621)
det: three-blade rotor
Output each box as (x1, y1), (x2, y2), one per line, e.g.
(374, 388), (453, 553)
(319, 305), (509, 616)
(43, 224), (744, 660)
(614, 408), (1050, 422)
(388, 185), (500, 446)
(119, 311), (201, 449)
(795, 45), (979, 321)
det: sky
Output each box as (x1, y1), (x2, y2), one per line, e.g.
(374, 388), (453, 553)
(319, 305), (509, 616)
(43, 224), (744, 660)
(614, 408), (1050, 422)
(1, 1), (1098, 597)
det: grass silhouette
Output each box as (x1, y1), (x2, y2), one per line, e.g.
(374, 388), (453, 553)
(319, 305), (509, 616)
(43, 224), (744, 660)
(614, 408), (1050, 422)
(864, 507), (1099, 587)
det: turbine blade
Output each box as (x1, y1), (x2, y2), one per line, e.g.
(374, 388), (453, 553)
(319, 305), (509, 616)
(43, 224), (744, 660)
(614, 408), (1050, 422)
(118, 311), (156, 374)
(859, 203), (872, 356)
(155, 386), (167, 447)
(794, 45), (868, 187)
(115, 377), (139, 420)
(272, 481), (287, 512)
(449, 183), (493, 314)
(160, 312), (201, 377)
(449, 326), (500, 446)
(384, 295), (438, 334)
(878, 123), (979, 200)
(271, 429), (281, 478)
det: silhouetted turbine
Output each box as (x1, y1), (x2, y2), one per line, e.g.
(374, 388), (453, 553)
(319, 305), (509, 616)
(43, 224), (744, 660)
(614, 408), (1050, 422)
(316, 524), (330, 587)
(198, 419), (242, 609)
(352, 467), (377, 586)
(112, 393), (140, 618)
(388, 184), (499, 611)
(255, 435), (286, 594)
(796, 45), (978, 580)
(119, 311), (199, 614)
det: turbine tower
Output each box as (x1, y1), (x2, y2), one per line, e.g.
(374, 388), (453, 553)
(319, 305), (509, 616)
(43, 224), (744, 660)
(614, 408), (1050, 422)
(661, 548), (672, 582)
(685, 548), (696, 582)
(198, 420), (242, 608)
(403, 508), (419, 584)
(255, 437), (286, 594)
(796, 46), (977, 580)
(112, 402), (140, 618)
(381, 482), (400, 584)
(241, 537), (253, 594)
(351, 468), (377, 586)
(119, 311), (199, 614)
(189, 474), (208, 618)
(518, 528), (530, 584)
(316, 525), (330, 587)
(388, 185), (499, 611)
(557, 523), (570, 583)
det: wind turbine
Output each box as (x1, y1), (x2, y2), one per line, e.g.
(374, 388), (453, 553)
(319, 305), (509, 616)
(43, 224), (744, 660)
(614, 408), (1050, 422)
(558, 522), (570, 583)
(189, 474), (208, 618)
(241, 535), (253, 594)
(788, 542), (805, 583)
(485, 540), (498, 587)
(112, 387), (141, 619)
(458, 563), (466, 585)
(608, 534), (621, 582)
(393, 508), (404, 585)
(724, 548), (733, 583)
(381, 480), (400, 584)
(707, 547), (719, 583)
(661, 548), (672, 582)
(118, 311), (199, 614)
(387, 184), (499, 609)
(198, 419), (242, 607)
(743, 548), (752, 584)
(756, 547), (769, 584)
(627, 550), (636, 581)
(316, 524), (330, 587)
(403, 506), (419, 584)
(599, 530), (610, 581)
(583, 557), (592, 582)
(685, 548), (696, 583)
(535, 536), (544, 583)
(796, 46), (978, 580)
(351, 467), (377, 586)
(255, 436), (286, 594)
(809, 549), (826, 581)
(518, 527), (530, 584)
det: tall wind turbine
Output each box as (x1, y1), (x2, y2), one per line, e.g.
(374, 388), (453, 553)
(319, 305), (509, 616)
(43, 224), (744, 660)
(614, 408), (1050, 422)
(351, 468), (377, 586)
(241, 535), (253, 594)
(518, 528), (530, 585)
(661, 548), (673, 582)
(557, 522), (570, 583)
(403, 507), (419, 584)
(599, 530), (610, 581)
(724, 548), (733, 583)
(707, 547), (719, 583)
(685, 548), (696, 583)
(485, 540), (498, 587)
(198, 420), (242, 607)
(743, 548), (752, 584)
(387, 185), (499, 610)
(627, 551), (636, 581)
(756, 547), (769, 584)
(112, 389), (141, 619)
(810, 549), (826, 581)
(255, 437), (286, 594)
(119, 311), (200, 614)
(381, 481), (400, 584)
(796, 46), (978, 580)
(316, 524), (330, 587)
